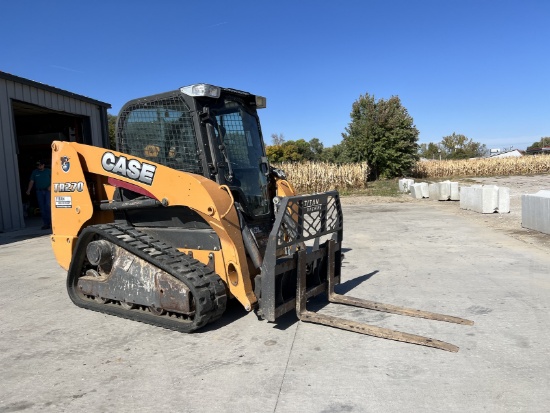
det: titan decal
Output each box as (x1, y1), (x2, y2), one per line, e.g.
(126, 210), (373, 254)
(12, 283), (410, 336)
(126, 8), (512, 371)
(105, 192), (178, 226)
(101, 152), (156, 185)
(302, 198), (323, 212)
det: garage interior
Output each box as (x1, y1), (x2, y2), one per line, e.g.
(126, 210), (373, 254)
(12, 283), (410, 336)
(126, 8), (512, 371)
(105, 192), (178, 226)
(13, 100), (91, 224)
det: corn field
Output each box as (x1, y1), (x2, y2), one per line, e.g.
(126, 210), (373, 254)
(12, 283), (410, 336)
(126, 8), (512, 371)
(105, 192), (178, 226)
(273, 162), (370, 194)
(274, 156), (550, 194)
(412, 156), (550, 178)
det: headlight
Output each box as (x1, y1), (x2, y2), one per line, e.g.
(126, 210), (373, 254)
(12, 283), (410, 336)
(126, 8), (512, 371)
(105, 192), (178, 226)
(180, 84), (221, 98)
(255, 95), (267, 109)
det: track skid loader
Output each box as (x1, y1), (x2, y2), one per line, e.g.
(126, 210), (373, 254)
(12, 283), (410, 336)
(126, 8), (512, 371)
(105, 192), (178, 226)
(50, 83), (472, 352)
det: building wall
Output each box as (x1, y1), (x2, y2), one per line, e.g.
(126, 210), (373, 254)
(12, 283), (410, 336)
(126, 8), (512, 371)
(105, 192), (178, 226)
(490, 149), (523, 158)
(0, 74), (110, 232)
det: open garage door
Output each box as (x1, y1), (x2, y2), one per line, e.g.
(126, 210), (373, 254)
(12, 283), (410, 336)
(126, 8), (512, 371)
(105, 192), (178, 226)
(0, 71), (111, 233)
(12, 100), (92, 226)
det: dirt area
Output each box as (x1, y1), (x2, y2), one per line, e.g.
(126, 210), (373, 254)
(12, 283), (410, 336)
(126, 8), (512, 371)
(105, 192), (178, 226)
(340, 174), (550, 252)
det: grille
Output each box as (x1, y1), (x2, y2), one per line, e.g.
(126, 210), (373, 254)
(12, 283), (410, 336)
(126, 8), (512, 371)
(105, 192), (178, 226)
(117, 96), (202, 174)
(274, 192), (342, 249)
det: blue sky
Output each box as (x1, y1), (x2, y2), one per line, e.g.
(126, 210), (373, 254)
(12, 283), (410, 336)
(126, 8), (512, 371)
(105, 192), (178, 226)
(1, 0), (549, 150)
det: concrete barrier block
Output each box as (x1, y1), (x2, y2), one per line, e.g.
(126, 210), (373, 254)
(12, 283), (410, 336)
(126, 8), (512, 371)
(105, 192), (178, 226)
(429, 183), (439, 200)
(464, 185), (483, 211)
(459, 186), (472, 210)
(497, 187), (510, 213)
(471, 186), (485, 212)
(425, 181), (458, 201)
(522, 190), (550, 235)
(450, 182), (460, 201)
(420, 182), (430, 198)
(460, 185), (481, 211)
(460, 185), (507, 213)
(398, 178), (415, 193)
(460, 185), (504, 214)
(410, 182), (430, 199)
(410, 183), (423, 199)
(481, 185), (499, 213)
(438, 181), (451, 201)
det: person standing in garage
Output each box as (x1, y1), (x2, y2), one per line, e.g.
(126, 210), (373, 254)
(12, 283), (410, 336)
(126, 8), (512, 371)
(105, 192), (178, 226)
(26, 160), (52, 230)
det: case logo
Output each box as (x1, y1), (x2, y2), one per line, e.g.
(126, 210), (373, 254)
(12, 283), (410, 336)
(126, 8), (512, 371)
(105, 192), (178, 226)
(101, 152), (156, 185)
(61, 156), (70, 172)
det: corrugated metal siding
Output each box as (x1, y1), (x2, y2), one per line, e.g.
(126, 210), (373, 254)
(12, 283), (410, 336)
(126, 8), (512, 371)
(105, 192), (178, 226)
(0, 78), (23, 232)
(0, 76), (110, 232)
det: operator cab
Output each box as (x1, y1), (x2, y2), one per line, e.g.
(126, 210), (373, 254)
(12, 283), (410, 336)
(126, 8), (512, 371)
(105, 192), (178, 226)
(115, 84), (273, 246)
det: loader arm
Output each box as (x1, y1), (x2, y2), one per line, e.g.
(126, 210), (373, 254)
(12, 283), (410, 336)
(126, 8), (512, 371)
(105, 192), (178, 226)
(50, 140), (256, 309)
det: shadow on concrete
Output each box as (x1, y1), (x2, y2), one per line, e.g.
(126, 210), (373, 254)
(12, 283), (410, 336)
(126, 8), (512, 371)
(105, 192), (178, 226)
(335, 270), (379, 295)
(198, 298), (250, 333)
(0, 217), (51, 246)
(270, 270), (380, 332)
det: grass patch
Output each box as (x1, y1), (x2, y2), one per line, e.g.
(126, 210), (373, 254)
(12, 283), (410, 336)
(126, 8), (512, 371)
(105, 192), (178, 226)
(339, 178), (401, 197)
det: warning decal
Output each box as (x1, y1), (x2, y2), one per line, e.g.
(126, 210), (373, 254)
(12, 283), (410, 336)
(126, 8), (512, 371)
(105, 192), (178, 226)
(55, 196), (72, 208)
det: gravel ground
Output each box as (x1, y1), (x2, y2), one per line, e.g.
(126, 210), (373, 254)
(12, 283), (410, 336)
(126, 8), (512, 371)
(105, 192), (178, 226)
(341, 174), (550, 252)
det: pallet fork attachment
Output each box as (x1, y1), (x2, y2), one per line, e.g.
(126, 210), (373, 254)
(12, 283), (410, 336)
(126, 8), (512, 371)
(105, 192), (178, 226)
(259, 191), (473, 353)
(296, 241), (474, 352)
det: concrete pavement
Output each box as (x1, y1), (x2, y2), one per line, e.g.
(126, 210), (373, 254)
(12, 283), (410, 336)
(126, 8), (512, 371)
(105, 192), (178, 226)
(1, 202), (549, 412)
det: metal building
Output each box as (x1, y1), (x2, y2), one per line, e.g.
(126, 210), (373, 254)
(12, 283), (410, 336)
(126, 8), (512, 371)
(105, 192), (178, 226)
(0, 71), (111, 232)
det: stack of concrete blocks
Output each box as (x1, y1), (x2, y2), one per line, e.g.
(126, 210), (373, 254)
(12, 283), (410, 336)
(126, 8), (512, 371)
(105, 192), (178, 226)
(460, 185), (510, 213)
(521, 190), (550, 235)
(410, 182), (429, 199)
(428, 180), (460, 201)
(398, 178), (415, 193)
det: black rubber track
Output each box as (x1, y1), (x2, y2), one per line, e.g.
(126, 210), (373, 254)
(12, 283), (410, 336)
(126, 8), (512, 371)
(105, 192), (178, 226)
(66, 223), (227, 332)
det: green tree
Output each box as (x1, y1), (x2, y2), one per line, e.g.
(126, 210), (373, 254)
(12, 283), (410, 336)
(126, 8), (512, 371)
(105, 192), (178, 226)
(439, 133), (487, 159)
(266, 144), (284, 162)
(418, 142), (443, 160)
(107, 113), (117, 149)
(529, 137), (550, 148)
(320, 143), (347, 163)
(266, 138), (316, 162)
(341, 93), (419, 179)
(293, 139), (315, 161)
(308, 138), (324, 160)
